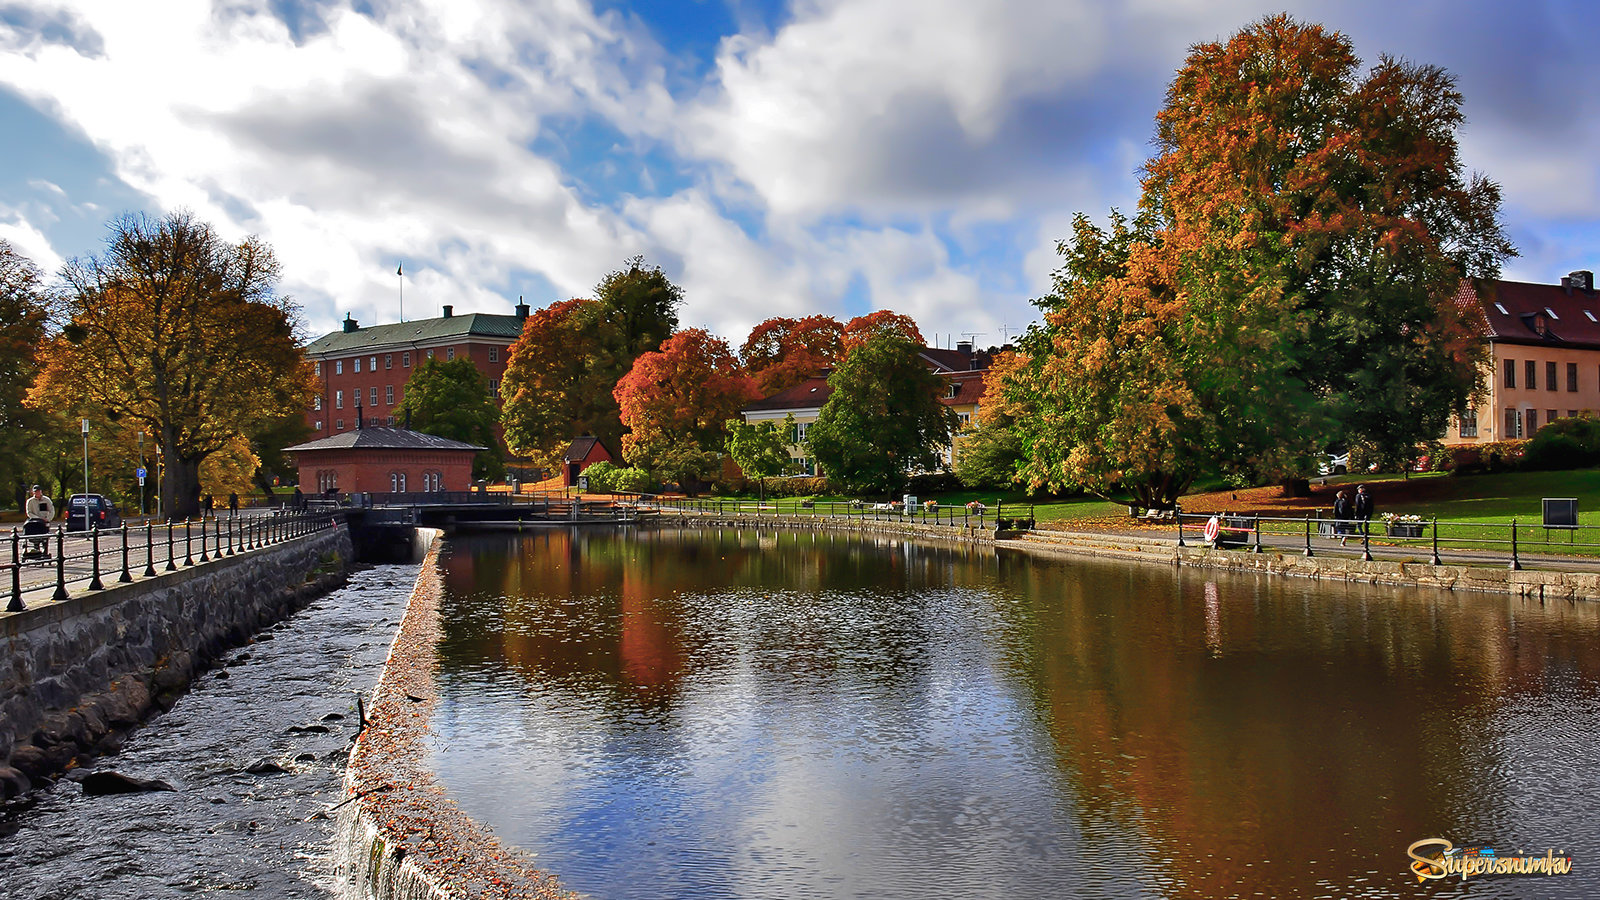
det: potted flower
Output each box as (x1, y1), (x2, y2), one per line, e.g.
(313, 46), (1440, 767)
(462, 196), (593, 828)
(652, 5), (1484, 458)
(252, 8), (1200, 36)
(1382, 512), (1426, 538)
(923, 499), (939, 511)
(966, 501), (986, 512)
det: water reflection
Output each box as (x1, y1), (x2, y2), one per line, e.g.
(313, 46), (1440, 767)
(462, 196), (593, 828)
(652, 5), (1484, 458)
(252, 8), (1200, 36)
(430, 527), (1600, 900)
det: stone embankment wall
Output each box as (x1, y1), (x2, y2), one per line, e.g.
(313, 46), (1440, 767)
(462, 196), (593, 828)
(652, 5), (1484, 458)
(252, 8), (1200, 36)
(0, 526), (353, 797)
(337, 528), (575, 900)
(1015, 531), (1600, 601)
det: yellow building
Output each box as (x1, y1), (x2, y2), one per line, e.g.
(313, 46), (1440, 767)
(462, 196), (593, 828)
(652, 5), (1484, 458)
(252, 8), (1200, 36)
(1447, 272), (1600, 444)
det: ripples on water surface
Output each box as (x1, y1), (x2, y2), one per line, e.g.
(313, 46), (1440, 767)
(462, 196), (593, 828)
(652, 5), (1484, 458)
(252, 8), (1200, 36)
(0, 564), (418, 900)
(431, 528), (1600, 900)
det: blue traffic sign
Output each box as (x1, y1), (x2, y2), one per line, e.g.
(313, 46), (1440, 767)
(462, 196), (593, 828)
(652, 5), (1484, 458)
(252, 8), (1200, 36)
(136, 467), (147, 478)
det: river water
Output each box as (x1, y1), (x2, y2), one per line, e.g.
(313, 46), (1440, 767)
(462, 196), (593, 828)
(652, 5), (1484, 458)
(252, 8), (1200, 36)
(429, 527), (1600, 900)
(0, 563), (418, 900)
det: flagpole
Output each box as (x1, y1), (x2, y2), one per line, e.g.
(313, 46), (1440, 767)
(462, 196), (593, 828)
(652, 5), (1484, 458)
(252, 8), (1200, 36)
(397, 262), (404, 323)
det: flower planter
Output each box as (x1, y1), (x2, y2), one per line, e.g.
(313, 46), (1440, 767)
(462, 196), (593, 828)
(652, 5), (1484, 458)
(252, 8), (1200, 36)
(1386, 523), (1425, 538)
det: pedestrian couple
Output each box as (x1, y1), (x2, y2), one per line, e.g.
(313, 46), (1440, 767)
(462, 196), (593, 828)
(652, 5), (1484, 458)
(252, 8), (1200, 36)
(1333, 484), (1374, 547)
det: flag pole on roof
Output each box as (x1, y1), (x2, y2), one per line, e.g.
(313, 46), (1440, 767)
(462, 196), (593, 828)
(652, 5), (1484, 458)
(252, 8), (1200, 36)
(397, 261), (404, 323)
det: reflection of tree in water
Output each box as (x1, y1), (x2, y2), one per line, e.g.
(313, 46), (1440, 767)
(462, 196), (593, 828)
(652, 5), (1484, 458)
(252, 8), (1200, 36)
(435, 527), (1002, 720)
(990, 551), (1600, 899)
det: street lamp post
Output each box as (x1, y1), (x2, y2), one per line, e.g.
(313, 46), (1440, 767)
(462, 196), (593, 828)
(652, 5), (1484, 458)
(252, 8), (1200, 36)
(138, 430), (146, 518)
(80, 419), (90, 501)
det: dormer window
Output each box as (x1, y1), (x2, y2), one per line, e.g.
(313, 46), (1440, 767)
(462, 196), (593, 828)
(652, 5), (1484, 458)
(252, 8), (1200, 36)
(1494, 302), (1509, 315)
(1545, 307), (1560, 320)
(1587, 310), (1597, 323)
(946, 383), (960, 399)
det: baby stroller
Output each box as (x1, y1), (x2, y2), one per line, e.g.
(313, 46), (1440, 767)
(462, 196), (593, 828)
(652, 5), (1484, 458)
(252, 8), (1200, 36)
(22, 517), (51, 562)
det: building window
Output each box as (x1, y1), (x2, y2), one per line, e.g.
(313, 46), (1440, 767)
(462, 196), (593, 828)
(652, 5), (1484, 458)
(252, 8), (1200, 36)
(403, 351), (411, 367)
(1528, 409), (1539, 433)
(1458, 409), (1477, 438)
(369, 387), (378, 407)
(446, 347), (455, 360)
(1571, 410), (1580, 419)
(1547, 361), (1558, 391)
(1504, 408), (1521, 438)
(315, 361), (322, 377)
(946, 383), (960, 399)
(336, 418), (345, 431)
(390, 472), (407, 492)
(489, 379), (499, 398)
(336, 360), (343, 375)
(488, 347), (498, 363)
(958, 411), (971, 425)
(335, 390), (344, 409)
(792, 422), (809, 444)
(1549, 409), (1560, 424)
(386, 385), (394, 404)
(385, 354), (393, 369)
(1526, 360), (1536, 391)
(1569, 363), (1580, 392)
(314, 420), (322, 431)
(421, 472), (442, 492)
(370, 356), (377, 371)
(313, 396), (322, 411)
(426, 349), (434, 359)
(1504, 359), (1516, 388)
(318, 470), (338, 493)
(354, 357), (361, 374)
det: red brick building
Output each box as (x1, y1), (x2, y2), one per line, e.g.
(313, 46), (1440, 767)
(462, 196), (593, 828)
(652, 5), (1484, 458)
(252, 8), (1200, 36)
(302, 302), (529, 438)
(562, 436), (615, 486)
(285, 426), (484, 495)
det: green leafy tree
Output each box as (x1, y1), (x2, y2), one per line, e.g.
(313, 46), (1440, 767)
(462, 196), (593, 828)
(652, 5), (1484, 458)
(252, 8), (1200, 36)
(396, 356), (504, 479)
(596, 255), (683, 360)
(1002, 15), (1512, 508)
(807, 333), (959, 495)
(727, 413), (797, 495)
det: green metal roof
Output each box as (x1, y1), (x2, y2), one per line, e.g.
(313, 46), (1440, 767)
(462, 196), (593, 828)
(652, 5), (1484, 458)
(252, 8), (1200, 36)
(304, 312), (524, 355)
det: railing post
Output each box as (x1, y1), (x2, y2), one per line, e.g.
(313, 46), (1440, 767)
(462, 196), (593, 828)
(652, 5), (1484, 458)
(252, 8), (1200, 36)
(184, 518), (194, 566)
(1253, 517), (1262, 553)
(1304, 514), (1314, 557)
(226, 511), (235, 556)
(144, 520), (157, 577)
(89, 526), (105, 590)
(199, 516), (210, 562)
(9, 529), (23, 612)
(1431, 516), (1442, 566)
(1361, 520), (1372, 562)
(1176, 510), (1186, 547)
(165, 521), (177, 571)
(52, 527), (69, 603)
(1510, 518), (1521, 571)
(119, 523), (133, 583)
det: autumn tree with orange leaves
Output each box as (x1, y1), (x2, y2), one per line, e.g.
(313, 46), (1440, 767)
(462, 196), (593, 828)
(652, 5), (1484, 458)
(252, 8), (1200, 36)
(29, 212), (316, 520)
(614, 329), (759, 489)
(842, 310), (924, 349)
(1001, 15), (1513, 508)
(740, 315), (843, 395)
(500, 298), (622, 465)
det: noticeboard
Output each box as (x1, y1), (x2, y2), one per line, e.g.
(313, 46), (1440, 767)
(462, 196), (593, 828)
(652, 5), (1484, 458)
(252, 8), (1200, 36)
(1542, 498), (1578, 528)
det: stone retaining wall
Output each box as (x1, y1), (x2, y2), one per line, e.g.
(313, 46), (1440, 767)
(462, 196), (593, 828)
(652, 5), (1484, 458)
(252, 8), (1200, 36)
(649, 511), (997, 544)
(337, 528), (575, 900)
(1013, 531), (1600, 601)
(0, 526), (353, 797)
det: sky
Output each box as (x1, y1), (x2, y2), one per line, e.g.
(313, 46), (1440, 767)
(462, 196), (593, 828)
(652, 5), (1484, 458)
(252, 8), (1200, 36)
(1, 0), (1598, 349)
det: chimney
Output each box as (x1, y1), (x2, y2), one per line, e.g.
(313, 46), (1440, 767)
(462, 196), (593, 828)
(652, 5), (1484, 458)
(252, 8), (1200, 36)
(956, 340), (973, 355)
(515, 295), (530, 319)
(343, 313), (359, 333)
(442, 305), (453, 318)
(1570, 270), (1594, 294)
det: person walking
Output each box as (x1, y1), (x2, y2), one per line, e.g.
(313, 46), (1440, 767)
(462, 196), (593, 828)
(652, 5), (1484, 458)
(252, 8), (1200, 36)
(1353, 484), (1374, 538)
(1333, 489), (1354, 547)
(228, 492), (239, 513)
(24, 484), (55, 559)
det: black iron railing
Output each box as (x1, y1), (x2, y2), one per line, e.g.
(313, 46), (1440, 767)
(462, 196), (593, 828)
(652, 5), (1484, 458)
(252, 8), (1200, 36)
(6, 511), (338, 613)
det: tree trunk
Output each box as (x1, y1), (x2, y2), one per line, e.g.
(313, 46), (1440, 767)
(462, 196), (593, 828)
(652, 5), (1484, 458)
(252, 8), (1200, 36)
(161, 452), (203, 521)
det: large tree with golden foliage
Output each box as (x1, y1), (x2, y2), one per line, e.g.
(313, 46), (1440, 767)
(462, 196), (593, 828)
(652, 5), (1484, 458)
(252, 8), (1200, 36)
(0, 240), (48, 498)
(29, 212), (316, 519)
(1002, 15), (1513, 508)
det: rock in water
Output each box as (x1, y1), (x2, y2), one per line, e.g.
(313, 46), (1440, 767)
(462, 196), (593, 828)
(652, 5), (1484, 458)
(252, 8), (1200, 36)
(244, 759), (290, 775)
(80, 771), (176, 795)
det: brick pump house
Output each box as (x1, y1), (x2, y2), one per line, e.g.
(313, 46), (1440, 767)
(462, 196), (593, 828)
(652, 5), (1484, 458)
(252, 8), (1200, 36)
(285, 419), (484, 496)
(302, 301), (530, 439)
(1446, 271), (1600, 444)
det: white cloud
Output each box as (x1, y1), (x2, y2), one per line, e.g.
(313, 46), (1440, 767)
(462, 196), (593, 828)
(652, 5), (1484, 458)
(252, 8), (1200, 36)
(0, 205), (64, 274)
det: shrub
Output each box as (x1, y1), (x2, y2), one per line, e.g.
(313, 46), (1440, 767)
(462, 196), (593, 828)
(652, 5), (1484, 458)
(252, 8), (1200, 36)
(1525, 415), (1600, 470)
(1446, 439), (1528, 475)
(906, 472), (960, 494)
(580, 462), (651, 493)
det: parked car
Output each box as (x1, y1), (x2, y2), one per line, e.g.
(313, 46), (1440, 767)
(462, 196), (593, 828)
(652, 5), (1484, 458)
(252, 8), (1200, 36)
(1317, 452), (1349, 476)
(66, 494), (122, 531)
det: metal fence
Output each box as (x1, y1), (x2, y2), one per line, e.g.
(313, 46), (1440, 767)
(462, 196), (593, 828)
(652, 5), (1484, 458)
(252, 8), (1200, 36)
(1173, 512), (1600, 569)
(628, 495), (1037, 531)
(7, 511), (338, 613)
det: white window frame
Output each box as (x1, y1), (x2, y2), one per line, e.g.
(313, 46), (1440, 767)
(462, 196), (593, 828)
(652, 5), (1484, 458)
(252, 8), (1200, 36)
(335, 360), (343, 375)
(354, 357), (361, 374)
(386, 385), (394, 404)
(335, 390), (343, 409)
(489, 347), (498, 363)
